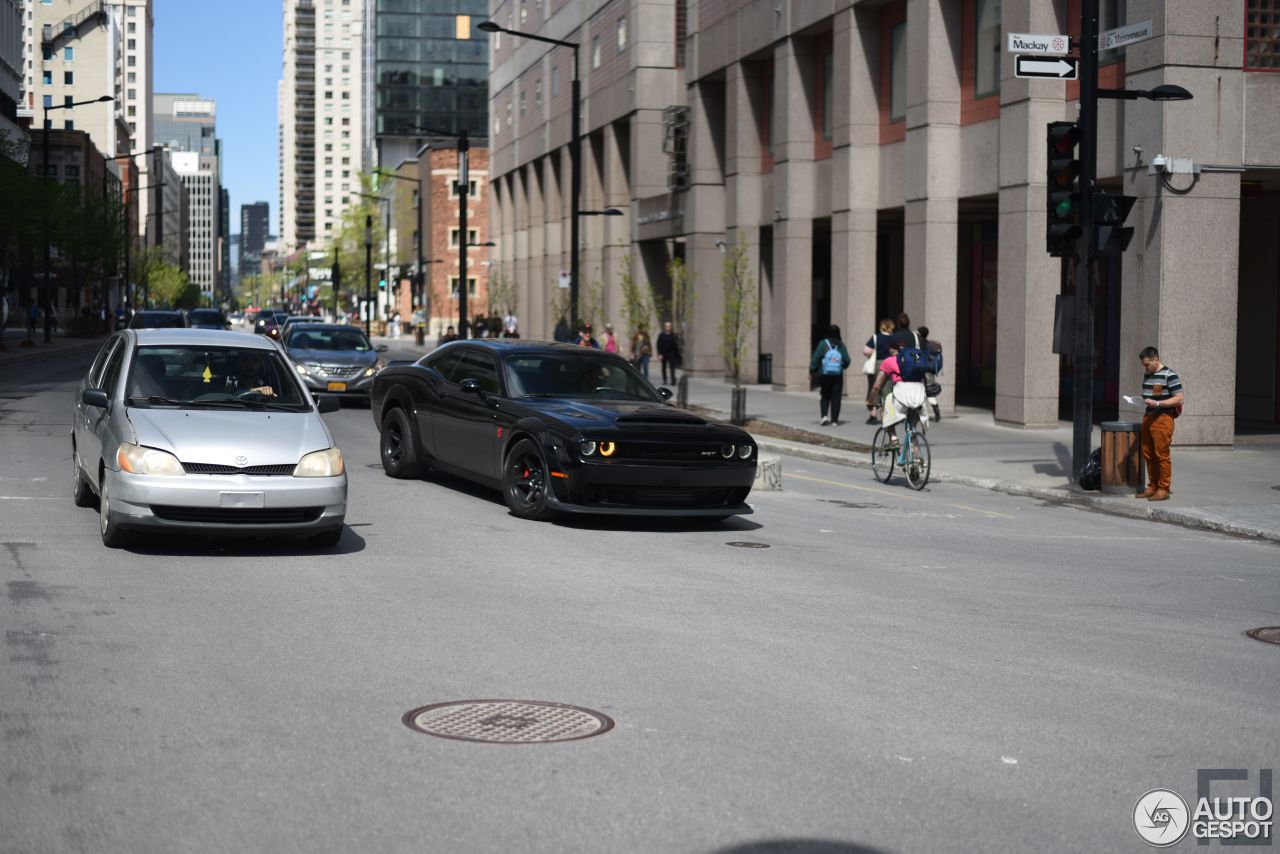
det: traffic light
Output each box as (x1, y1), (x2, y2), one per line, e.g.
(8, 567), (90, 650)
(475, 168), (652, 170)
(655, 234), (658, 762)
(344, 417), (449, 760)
(1046, 121), (1081, 258)
(378, 278), (387, 290)
(1092, 191), (1135, 256)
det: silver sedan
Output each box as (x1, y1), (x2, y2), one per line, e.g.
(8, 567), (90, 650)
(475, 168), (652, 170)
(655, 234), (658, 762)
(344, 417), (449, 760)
(71, 329), (348, 548)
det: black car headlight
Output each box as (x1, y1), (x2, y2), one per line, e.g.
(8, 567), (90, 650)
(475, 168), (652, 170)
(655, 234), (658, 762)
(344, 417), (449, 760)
(580, 441), (597, 457)
(720, 444), (735, 459)
(738, 444), (754, 459)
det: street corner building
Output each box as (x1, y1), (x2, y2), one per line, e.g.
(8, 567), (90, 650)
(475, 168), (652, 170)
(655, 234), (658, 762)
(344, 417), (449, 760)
(485, 0), (1280, 446)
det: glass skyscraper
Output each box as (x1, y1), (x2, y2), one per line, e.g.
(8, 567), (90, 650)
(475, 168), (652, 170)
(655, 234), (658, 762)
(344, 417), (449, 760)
(374, 0), (488, 144)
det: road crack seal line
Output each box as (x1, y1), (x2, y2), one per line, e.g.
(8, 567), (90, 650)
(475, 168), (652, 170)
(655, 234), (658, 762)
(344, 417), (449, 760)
(2, 543), (37, 573)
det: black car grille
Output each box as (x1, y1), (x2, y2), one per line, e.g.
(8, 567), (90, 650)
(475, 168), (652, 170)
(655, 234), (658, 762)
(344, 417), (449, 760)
(610, 444), (735, 462)
(150, 506), (323, 524)
(182, 463), (296, 476)
(586, 486), (748, 509)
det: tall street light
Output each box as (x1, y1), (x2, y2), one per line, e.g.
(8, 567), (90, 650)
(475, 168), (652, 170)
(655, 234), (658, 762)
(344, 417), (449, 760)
(476, 20), (585, 332)
(41, 93), (113, 343)
(108, 146), (160, 321)
(364, 214), (373, 339)
(357, 190), (392, 330)
(399, 123), (474, 338)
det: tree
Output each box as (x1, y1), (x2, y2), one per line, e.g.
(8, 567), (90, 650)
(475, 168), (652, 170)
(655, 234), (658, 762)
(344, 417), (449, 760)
(718, 233), (757, 388)
(617, 250), (656, 345)
(548, 284), (571, 335)
(487, 270), (518, 319)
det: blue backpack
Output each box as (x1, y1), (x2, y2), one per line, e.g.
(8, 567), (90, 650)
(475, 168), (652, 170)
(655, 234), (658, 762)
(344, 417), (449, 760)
(820, 340), (843, 375)
(897, 346), (929, 381)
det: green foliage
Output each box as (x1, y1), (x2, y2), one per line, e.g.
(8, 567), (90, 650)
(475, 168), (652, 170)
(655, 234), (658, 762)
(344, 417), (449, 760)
(665, 255), (696, 347)
(548, 284), (571, 330)
(617, 250), (655, 338)
(487, 271), (518, 318)
(718, 233), (758, 388)
(137, 246), (193, 308)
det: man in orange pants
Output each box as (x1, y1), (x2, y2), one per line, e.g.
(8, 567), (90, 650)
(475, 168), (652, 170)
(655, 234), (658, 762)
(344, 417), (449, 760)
(1137, 346), (1184, 501)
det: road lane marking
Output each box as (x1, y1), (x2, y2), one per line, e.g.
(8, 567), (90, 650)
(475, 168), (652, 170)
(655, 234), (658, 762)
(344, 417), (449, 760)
(0, 496), (61, 500)
(786, 473), (1015, 519)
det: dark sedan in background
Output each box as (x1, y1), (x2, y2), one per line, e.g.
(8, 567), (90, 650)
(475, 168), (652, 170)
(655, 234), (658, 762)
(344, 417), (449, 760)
(129, 310), (187, 330)
(286, 324), (387, 402)
(186, 308), (231, 330)
(371, 341), (756, 521)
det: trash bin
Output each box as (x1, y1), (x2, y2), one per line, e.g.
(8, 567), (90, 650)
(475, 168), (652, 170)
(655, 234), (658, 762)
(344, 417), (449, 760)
(1100, 421), (1144, 494)
(758, 353), (773, 385)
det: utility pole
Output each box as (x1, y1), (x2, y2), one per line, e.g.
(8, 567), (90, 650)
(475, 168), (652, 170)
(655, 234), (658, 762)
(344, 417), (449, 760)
(457, 128), (470, 338)
(364, 214), (372, 339)
(1071, 0), (1100, 485)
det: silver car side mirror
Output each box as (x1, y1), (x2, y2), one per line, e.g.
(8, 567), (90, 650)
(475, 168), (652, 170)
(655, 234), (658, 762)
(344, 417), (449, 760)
(81, 388), (110, 409)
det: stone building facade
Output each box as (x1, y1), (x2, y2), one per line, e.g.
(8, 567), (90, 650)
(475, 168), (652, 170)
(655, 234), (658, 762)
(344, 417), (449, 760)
(487, 0), (1280, 444)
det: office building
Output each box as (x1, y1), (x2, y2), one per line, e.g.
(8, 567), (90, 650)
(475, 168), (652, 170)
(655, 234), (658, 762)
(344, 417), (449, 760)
(240, 200), (269, 281)
(1, 0), (22, 149)
(171, 149), (215, 299)
(487, 0), (1280, 445)
(280, 0), (367, 253)
(369, 0), (488, 171)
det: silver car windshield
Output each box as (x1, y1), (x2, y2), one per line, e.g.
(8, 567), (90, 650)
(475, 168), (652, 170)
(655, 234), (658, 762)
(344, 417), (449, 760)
(125, 346), (309, 410)
(503, 354), (658, 402)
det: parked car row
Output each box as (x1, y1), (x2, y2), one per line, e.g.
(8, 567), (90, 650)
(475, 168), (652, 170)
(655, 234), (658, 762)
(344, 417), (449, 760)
(128, 308), (233, 331)
(70, 333), (758, 550)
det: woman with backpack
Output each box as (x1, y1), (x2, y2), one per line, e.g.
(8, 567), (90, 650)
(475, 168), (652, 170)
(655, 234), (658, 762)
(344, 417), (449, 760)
(809, 325), (852, 426)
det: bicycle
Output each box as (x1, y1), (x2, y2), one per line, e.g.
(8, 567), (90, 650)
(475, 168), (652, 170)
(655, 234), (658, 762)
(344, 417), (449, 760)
(870, 405), (931, 490)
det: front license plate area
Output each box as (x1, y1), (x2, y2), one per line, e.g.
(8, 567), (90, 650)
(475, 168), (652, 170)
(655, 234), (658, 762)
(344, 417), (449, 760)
(219, 492), (265, 509)
(327, 381), (347, 391)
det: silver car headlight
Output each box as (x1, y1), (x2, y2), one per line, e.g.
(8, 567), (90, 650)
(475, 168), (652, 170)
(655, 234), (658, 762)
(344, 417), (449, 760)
(295, 363), (310, 375)
(294, 447), (345, 478)
(363, 366), (377, 377)
(116, 443), (185, 476)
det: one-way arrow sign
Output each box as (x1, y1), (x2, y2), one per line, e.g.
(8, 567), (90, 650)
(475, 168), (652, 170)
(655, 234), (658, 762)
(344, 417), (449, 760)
(1015, 55), (1079, 80)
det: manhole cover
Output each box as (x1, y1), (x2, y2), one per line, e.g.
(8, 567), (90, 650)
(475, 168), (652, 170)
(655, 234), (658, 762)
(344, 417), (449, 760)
(726, 541), (770, 549)
(402, 700), (614, 744)
(1245, 627), (1280, 646)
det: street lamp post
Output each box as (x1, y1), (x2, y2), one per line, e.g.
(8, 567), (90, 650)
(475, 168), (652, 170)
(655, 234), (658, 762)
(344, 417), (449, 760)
(364, 214), (373, 339)
(40, 94), (113, 343)
(109, 147), (159, 323)
(377, 166), (427, 336)
(477, 21), (582, 332)
(331, 247), (341, 322)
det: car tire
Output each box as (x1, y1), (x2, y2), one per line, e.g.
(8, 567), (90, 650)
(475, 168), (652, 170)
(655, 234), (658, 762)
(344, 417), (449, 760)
(98, 476), (130, 549)
(72, 447), (95, 508)
(309, 526), (343, 547)
(380, 407), (424, 478)
(502, 439), (558, 522)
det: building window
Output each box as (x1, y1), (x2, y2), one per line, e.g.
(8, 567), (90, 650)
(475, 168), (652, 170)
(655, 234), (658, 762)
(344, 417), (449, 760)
(42, 70), (51, 84)
(42, 47), (52, 61)
(592, 36), (601, 68)
(889, 21), (907, 122)
(535, 79), (542, 107)
(128, 22), (135, 32)
(821, 45), (833, 142)
(127, 88), (135, 99)
(128, 72), (136, 83)
(63, 94), (73, 106)
(65, 165), (79, 177)
(519, 90), (526, 115)
(63, 46), (74, 60)
(128, 105), (135, 116)
(449, 276), (477, 297)
(127, 38), (136, 49)
(975, 0), (1001, 97)
(551, 66), (559, 96)
(1247, 0), (1280, 68)
(617, 17), (627, 53)
(64, 120), (73, 130)
(127, 55), (135, 66)
(520, 0), (527, 23)
(126, 6), (135, 16)
(449, 179), (479, 198)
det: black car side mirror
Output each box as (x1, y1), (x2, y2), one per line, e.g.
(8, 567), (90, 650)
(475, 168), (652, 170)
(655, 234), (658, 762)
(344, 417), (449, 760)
(315, 395), (341, 413)
(657, 387), (673, 400)
(81, 388), (109, 409)
(459, 378), (482, 394)
(375, 344), (389, 353)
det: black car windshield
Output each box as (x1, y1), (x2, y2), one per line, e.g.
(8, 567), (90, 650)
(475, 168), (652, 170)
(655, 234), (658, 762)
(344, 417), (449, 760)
(131, 312), (184, 328)
(187, 310), (224, 324)
(124, 345), (309, 409)
(288, 329), (371, 352)
(503, 353), (659, 402)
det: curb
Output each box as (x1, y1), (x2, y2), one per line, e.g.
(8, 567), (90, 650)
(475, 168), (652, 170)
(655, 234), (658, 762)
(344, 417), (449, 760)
(730, 417), (1280, 546)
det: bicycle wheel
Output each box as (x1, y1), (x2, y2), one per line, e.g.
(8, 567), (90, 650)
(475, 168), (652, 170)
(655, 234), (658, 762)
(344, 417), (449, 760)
(871, 427), (895, 483)
(904, 428), (931, 490)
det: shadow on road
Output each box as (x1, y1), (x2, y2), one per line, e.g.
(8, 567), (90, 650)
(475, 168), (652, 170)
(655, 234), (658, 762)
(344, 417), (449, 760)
(711, 840), (892, 854)
(120, 525), (367, 557)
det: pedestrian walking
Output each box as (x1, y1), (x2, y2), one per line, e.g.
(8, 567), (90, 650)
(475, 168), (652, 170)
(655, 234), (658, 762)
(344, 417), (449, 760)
(575, 323), (600, 348)
(657, 321), (682, 384)
(1136, 346), (1184, 501)
(809, 325), (852, 425)
(862, 318), (895, 424)
(632, 328), (652, 379)
(553, 316), (572, 343)
(27, 304), (39, 337)
(442, 325), (458, 343)
(601, 322), (619, 354)
(891, 312), (919, 350)
(917, 325), (944, 421)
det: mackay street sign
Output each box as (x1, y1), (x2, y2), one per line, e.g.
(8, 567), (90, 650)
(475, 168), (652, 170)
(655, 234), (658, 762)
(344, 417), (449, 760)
(1015, 55), (1079, 80)
(1099, 19), (1154, 51)
(1007, 32), (1070, 55)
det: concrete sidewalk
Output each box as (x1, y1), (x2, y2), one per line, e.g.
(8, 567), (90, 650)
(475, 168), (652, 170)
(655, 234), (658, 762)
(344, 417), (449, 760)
(681, 375), (1280, 544)
(0, 323), (106, 373)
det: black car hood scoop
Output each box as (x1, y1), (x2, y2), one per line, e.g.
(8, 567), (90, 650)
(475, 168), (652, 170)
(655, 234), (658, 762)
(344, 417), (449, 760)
(615, 412), (706, 425)
(529, 400), (708, 427)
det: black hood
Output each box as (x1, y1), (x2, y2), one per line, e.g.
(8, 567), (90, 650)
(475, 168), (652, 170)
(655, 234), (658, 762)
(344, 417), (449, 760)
(519, 398), (744, 435)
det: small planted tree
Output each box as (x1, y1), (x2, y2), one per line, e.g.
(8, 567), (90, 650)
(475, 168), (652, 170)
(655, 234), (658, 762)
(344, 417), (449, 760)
(617, 250), (655, 348)
(666, 255), (696, 344)
(718, 233), (757, 388)
(487, 271), (518, 320)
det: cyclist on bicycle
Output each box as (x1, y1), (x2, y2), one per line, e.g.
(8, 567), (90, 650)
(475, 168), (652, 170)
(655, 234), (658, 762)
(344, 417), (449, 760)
(866, 339), (926, 446)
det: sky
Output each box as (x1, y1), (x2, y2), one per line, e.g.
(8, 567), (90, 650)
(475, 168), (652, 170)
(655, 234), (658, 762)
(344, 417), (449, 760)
(153, 0), (282, 237)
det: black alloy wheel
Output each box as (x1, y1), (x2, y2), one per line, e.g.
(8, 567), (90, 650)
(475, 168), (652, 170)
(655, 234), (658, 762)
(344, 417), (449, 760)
(380, 407), (423, 478)
(502, 439), (556, 521)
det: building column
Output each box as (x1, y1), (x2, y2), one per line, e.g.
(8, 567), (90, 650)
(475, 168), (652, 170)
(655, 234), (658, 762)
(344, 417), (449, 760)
(902, 0), (960, 412)
(995, 0), (1067, 426)
(685, 78), (728, 373)
(772, 36), (817, 390)
(1118, 0), (1243, 445)
(601, 121), (630, 325)
(832, 5), (881, 386)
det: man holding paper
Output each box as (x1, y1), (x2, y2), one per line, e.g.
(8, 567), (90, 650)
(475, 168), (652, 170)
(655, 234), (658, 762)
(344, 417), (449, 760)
(1136, 346), (1184, 501)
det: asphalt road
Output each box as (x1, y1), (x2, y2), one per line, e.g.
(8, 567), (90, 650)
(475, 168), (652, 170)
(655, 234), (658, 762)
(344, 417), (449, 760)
(2, 345), (1277, 854)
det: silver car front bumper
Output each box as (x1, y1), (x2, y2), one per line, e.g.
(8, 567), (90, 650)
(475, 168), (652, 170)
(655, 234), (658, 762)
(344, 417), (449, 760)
(106, 469), (347, 533)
